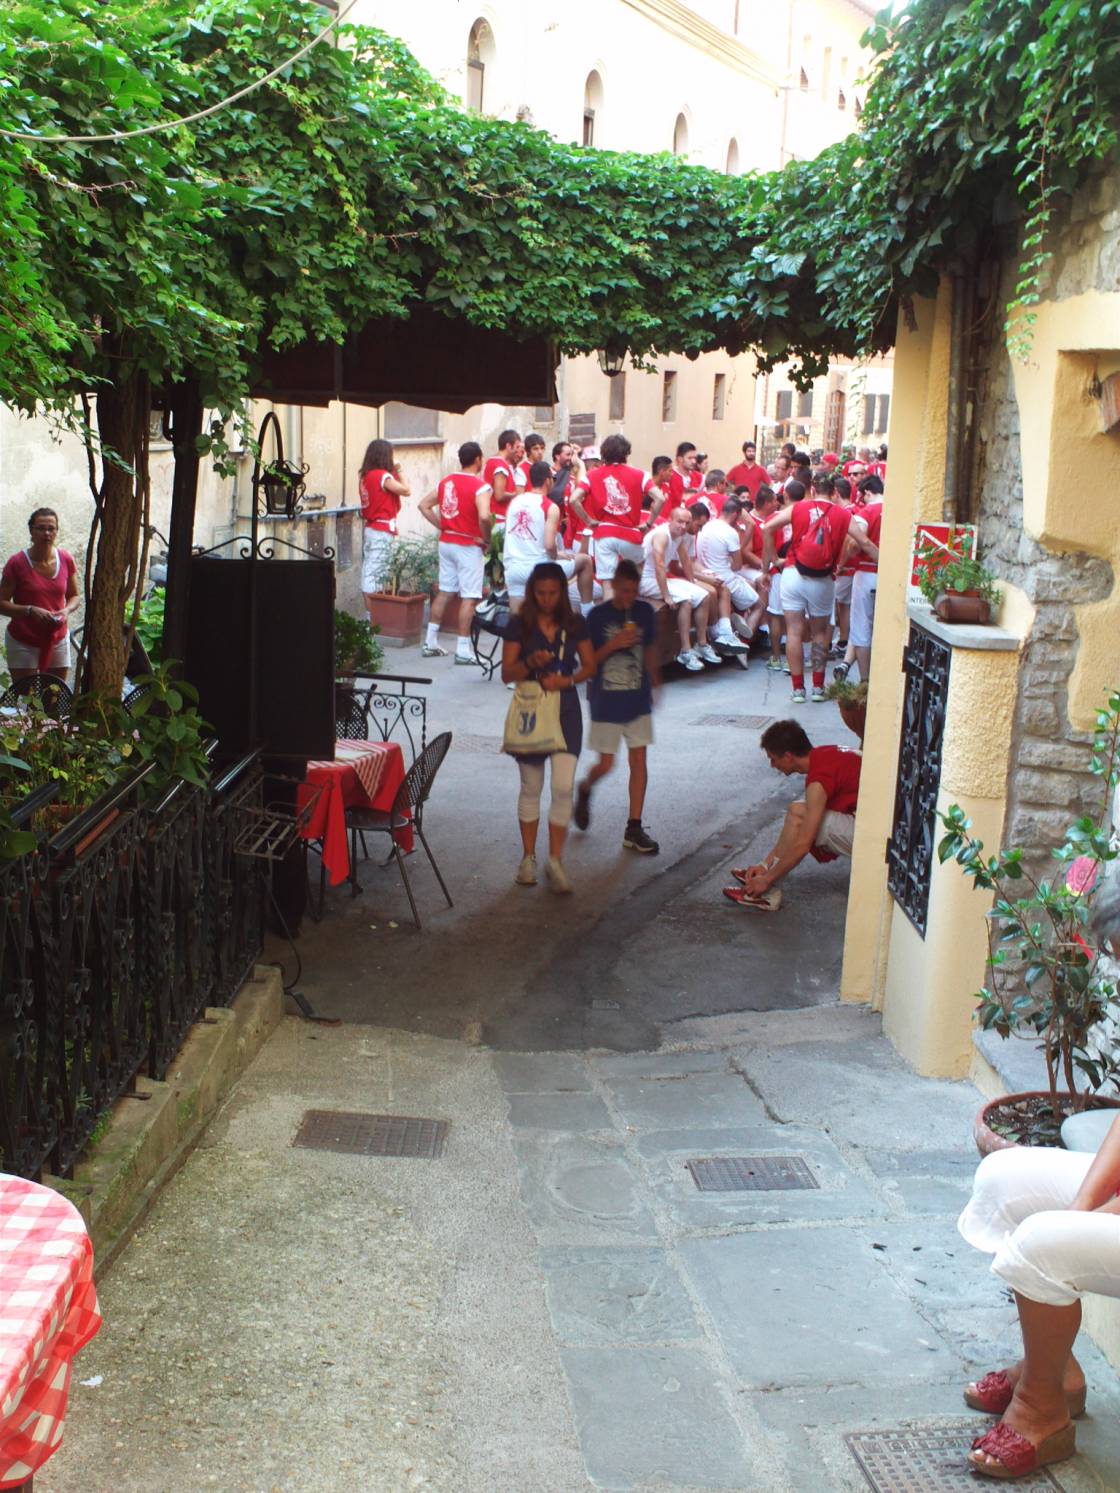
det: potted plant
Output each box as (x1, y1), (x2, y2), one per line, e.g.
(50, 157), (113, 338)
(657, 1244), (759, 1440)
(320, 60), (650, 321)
(364, 535), (439, 646)
(938, 688), (1120, 1153)
(824, 678), (868, 743)
(916, 538), (1002, 624)
(334, 607), (384, 717)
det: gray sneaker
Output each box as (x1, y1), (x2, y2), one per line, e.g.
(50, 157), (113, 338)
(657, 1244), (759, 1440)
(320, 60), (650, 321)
(454, 653), (481, 666)
(515, 854), (538, 886)
(421, 643), (448, 658)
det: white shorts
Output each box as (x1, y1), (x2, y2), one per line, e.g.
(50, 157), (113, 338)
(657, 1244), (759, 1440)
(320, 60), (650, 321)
(723, 573), (759, 612)
(437, 541), (485, 600)
(588, 714), (654, 754)
(743, 567), (765, 591)
(849, 570), (878, 648)
(5, 629), (71, 671)
(781, 568), (835, 619)
(766, 571), (783, 616)
(640, 577), (708, 609)
(361, 528), (393, 594)
(506, 556), (576, 599)
(594, 535), (644, 582)
(815, 810), (855, 857)
(833, 574), (853, 605)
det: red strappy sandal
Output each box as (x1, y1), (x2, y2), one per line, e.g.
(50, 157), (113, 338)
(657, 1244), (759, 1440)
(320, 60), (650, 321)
(968, 1420), (1075, 1479)
(964, 1369), (1086, 1419)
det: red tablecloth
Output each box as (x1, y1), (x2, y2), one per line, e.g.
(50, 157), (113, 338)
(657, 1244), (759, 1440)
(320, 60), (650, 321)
(0, 1178), (102, 1489)
(299, 739), (411, 886)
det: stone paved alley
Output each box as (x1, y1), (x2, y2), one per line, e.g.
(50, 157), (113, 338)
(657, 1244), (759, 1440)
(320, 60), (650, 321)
(39, 658), (1120, 1491)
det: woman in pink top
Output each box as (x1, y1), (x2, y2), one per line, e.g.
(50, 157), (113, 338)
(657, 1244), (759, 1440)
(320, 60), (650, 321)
(0, 508), (80, 680)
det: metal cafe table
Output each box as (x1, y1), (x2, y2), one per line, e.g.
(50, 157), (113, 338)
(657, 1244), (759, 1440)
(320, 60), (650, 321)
(0, 1177), (102, 1490)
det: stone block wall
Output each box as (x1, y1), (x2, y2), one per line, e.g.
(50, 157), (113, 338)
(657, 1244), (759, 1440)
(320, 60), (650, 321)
(973, 175), (1118, 872)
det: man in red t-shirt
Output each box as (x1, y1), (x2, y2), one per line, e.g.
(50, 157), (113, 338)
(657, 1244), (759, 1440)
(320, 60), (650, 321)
(723, 719), (861, 911)
(483, 429), (525, 524)
(762, 478), (852, 704)
(418, 440), (493, 663)
(726, 440), (769, 501)
(666, 441), (704, 506)
(570, 433), (663, 602)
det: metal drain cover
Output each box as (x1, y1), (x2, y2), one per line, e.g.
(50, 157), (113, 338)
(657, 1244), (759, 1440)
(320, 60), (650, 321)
(846, 1424), (1065, 1490)
(693, 714), (773, 729)
(452, 733), (505, 754)
(686, 1155), (819, 1191)
(293, 1110), (449, 1159)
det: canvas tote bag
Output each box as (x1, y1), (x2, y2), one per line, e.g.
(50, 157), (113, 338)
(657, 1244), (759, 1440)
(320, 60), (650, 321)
(502, 628), (569, 755)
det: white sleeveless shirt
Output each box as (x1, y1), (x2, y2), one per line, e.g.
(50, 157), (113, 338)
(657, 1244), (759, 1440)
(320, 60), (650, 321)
(503, 493), (552, 568)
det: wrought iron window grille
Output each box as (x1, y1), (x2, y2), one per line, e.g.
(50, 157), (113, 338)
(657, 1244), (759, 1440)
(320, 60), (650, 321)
(886, 624), (951, 937)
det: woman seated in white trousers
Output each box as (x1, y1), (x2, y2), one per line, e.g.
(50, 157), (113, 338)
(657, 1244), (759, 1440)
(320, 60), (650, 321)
(958, 1117), (1120, 1479)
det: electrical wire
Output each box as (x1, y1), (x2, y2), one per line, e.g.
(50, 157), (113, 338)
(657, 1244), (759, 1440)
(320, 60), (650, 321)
(0, 0), (359, 144)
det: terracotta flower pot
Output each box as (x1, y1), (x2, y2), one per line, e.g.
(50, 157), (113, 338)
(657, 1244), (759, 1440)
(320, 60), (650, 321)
(365, 591), (426, 646)
(837, 699), (867, 744)
(974, 1090), (1120, 1157)
(933, 590), (991, 625)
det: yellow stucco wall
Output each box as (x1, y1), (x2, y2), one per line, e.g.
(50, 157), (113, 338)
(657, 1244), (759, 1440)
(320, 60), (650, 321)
(847, 274), (1120, 1077)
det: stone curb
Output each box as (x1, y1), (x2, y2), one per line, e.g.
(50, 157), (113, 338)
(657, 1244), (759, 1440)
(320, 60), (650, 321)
(44, 964), (284, 1277)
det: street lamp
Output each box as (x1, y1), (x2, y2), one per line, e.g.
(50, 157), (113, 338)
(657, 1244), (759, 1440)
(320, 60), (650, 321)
(252, 410), (308, 520)
(597, 346), (626, 378)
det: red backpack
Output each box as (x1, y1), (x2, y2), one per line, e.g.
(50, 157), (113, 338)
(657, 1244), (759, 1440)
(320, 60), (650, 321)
(793, 503), (839, 576)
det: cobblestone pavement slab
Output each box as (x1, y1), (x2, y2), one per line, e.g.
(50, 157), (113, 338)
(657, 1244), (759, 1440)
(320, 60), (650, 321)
(35, 662), (1120, 1490)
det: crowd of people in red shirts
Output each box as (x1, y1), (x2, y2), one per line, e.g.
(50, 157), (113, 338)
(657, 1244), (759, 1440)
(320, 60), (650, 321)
(357, 427), (886, 705)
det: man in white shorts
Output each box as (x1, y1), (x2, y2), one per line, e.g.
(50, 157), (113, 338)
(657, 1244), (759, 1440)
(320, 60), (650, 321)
(723, 719), (862, 912)
(762, 479), (852, 704)
(503, 462), (594, 613)
(569, 433), (664, 603)
(640, 506), (721, 671)
(694, 497), (763, 654)
(418, 440), (492, 663)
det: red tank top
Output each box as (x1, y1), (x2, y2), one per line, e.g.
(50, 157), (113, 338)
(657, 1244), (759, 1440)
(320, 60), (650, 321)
(854, 502), (883, 573)
(438, 473), (489, 547)
(579, 465), (652, 543)
(360, 470), (400, 533)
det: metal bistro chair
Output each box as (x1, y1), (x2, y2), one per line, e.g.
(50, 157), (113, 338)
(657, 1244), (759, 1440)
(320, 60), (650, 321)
(344, 730), (454, 929)
(0, 672), (73, 718)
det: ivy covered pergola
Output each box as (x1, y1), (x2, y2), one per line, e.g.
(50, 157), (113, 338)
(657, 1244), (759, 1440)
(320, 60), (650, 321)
(2, 0), (1119, 694)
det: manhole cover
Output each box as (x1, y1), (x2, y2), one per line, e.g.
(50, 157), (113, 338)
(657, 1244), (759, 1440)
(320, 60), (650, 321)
(693, 714), (773, 729)
(846, 1424), (1065, 1490)
(293, 1110), (449, 1159)
(453, 733), (505, 754)
(686, 1155), (819, 1191)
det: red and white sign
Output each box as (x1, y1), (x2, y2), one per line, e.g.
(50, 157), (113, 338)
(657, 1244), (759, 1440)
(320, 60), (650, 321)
(909, 522), (979, 602)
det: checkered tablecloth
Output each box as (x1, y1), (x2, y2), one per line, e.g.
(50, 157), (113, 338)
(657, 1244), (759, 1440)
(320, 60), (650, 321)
(0, 1177), (101, 1488)
(328, 739), (394, 801)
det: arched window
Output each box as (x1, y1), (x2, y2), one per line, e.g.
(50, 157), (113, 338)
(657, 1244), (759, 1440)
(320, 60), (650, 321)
(838, 89), (847, 112)
(583, 70), (603, 147)
(466, 19), (495, 114)
(799, 67), (810, 92)
(672, 112), (689, 157)
(853, 95), (863, 120)
(725, 138), (740, 175)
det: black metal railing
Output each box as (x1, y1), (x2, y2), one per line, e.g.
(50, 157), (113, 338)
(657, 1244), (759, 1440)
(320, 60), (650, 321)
(336, 673), (430, 761)
(0, 752), (265, 1180)
(886, 624), (952, 936)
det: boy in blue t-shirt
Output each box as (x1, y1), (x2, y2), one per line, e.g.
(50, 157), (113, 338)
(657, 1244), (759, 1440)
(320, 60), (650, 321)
(574, 559), (661, 853)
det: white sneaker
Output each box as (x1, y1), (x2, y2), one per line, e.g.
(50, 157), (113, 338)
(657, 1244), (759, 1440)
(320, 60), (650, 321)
(421, 643), (448, 658)
(715, 630), (749, 653)
(729, 614), (754, 642)
(515, 854), (538, 886)
(545, 856), (573, 894)
(811, 685), (826, 703)
(698, 643), (723, 665)
(790, 688), (807, 705)
(675, 649), (704, 672)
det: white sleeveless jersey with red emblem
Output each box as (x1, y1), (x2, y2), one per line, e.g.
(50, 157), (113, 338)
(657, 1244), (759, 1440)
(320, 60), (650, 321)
(577, 464), (654, 542)
(503, 493), (553, 568)
(439, 473), (490, 547)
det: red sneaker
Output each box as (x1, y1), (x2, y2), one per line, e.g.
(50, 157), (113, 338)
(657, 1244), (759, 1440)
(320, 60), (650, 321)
(722, 886), (782, 913)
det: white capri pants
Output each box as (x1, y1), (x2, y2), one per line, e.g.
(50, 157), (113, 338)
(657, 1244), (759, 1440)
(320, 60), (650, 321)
(517, 752), (578, 828)
(849, 571), (878, 648)
(959, 1145), (1120, 1307)
(361, 528), (393, 594)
